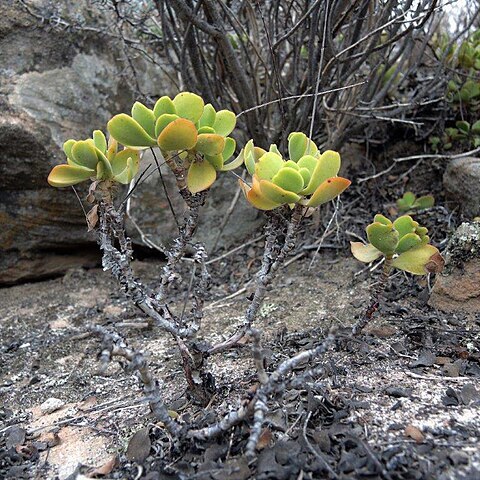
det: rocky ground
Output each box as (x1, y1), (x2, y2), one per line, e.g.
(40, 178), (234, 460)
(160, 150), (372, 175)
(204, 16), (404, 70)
(1, 237), (479, 479)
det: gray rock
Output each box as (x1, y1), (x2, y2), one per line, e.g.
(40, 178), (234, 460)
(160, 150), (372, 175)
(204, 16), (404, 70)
(40, 397), (65, 415)
(444, 157), (480, 217)
(429, 222), (480, 313)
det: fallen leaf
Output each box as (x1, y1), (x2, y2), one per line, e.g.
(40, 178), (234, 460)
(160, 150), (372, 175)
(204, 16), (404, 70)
(405, 425), (424, 443)
(126, 427), (151, 463)
(256, 428), (272, 450)
(86, 455), (118, 477)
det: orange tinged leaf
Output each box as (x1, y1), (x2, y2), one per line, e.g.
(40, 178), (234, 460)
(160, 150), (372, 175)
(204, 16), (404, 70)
(158, 118), (197, 151)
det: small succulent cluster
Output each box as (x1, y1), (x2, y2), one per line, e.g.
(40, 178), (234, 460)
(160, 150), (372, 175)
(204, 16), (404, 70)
(107, 92), (241, 193)
(48, 131), (139, 187)
(239, 132), (350, 210)
(351, 214), (444, 275)
(397, 192), (435, 213)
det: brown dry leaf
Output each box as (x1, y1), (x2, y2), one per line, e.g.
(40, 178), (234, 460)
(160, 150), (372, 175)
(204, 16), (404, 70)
(86, 205), (99, 232)
(435, 356), (452, 365)
(86, 455), (118, 478)
(126, 427), (151, 463)
(425, 252), (445, 274)
(405, 425), (424, 443)
(256, 428), (272, 451)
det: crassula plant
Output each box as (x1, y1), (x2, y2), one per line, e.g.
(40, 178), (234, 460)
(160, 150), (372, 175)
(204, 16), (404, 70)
(238, 132), (350, 210)
(48, 131), (139, 187)
(107, 92), (241, 193)
(397, 192), (435, 213)
(350, 214), (444, 334)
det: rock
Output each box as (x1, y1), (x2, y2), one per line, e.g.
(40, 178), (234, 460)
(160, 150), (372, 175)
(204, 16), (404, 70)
(444, 157), (480, 217)
(40, 397), (65, 415)
(429, 222), (480, 313)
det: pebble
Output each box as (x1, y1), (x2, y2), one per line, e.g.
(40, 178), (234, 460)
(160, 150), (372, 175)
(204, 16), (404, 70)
(40, 397), (65, 415)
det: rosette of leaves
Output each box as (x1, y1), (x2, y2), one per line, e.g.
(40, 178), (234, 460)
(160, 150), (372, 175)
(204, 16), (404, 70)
(397, 192), (435, 213)
(107, 92), (241, 194)
(238, 132), (350, 210)
(351, 214), (444, 275)
(48, 131), (139, 187)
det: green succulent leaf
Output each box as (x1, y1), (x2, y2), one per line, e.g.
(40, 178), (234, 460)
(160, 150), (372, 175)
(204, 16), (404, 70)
(350, 242), (383, 263)
(93, 130), (107, 154)
(47, 164), (95, 187)
(173, 92), (204, 123)
(302, 150), (341, 195)
(259, 179), (301, 204)
(113, 156), (138, 184)
(205, 153), (224, 170)
(393, 215), (416, 238)
(373, 214), (392, 226)
(63, 139), (77, 165)
(299, 167), (311, 187)
(111, 148), (140, 178)
(155, 113), (180, 138)
(153, 96), (176, 118)
(366, 222), (399, 256)
(157, 118), (198, 151)
(288, 132), (307, 162)
(197, 126), (216, 134)
(269, 144), (281, 156)
(195, 133), (226, 156)
(305, 177), (351, 208)
(272, 167), (304, 193)
(255, 152), (284, 181)
(413, 195), (435, 210)
(222, 137), (236, 161)
(221, 149), (244, 171)
(396, 233), (422, 254)
(198, 104), (216, 128)
(284, 160), (300, 170)
(297, 155), (317, 174)
(392, 244), (440, 275)
(71, 140), (99, 170)
(132, 102), (156, 138)
(95, 149), (114, 180)
(108, 114), (157, 147)
(187, 159), (217, 193)
(213, 110), (236, 136)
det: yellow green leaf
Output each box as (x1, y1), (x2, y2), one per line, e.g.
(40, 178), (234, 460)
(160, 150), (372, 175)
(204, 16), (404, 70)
(47, 164), (95, 187)
(93, 130), (107, 153)
(259, 179), (301, 204)
(272, 167), (304, 193)
(288, 132), (308, 161)
(392, 244), (440, 275)
(173, 92), (204, 123)
(205, 153), (224, 170)
(222, 137), (236, 161)
(157, 118), (198, 151)
(396, 233), (422, 254)
(198, 103), (216, 128)
(113, 156), (137, 184)
(107, 114), (157, 147)
(155, 113), (180, 138)
(131, 102), (156, 138)
(111, 148), (140, 177)
(153, 96), (176, 118)
(239, 177), (280, 211)
(221, 150), (244, 171)
(213, 110), (236, 136)
(195, 133), (226, 156)
(306, 177), (351, 208)
(71, 140), (99, 169)
(187, 159), (217, 193)
(255, 152), (284, 181)
(302, 150), (341, 195)
(350, 242), (383, 263)
(366, 222), (399, 256)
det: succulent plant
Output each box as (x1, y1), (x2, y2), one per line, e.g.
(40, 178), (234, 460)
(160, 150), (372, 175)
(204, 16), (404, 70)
(397, 192), (435, 213)
(48, 131), (139, 187)
(351, 214), (444, 275)
(238, 132), (350, 210)
(107, 92), (241, 194)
